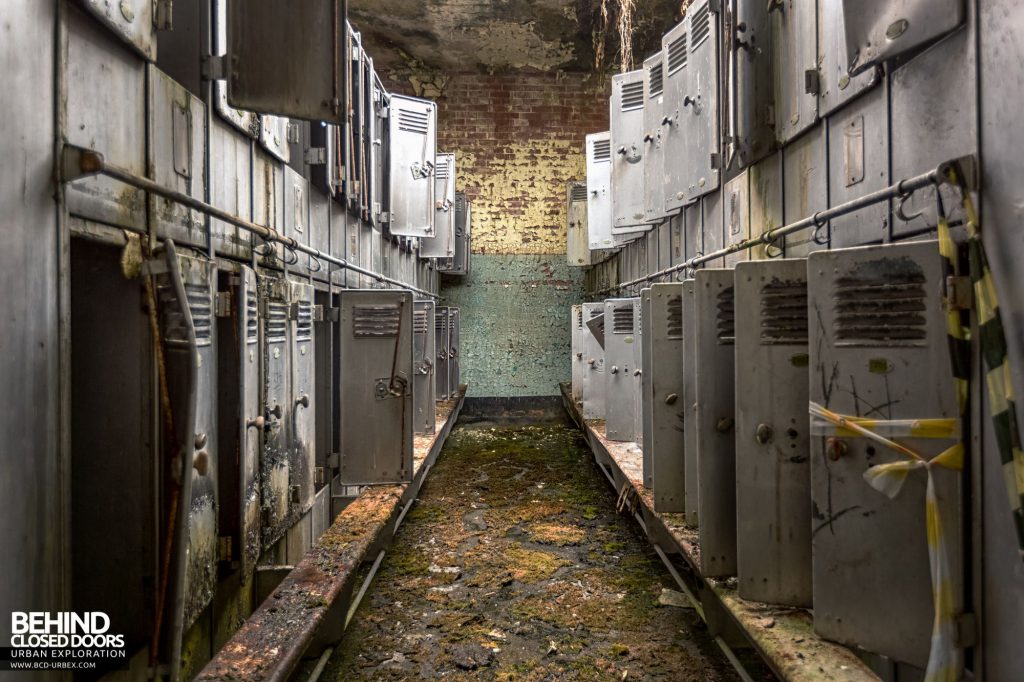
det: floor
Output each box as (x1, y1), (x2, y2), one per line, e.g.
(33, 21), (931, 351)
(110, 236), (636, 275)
(320, 419), (746, 680)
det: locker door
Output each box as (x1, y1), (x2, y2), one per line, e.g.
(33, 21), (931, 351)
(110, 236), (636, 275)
(260, 273), (292, 548)
(732, 0), (775, 167)
(650, 283), (686, 512)
(290, 281), (316, 514)
(770, 0), (818, 145)
(604, 298), (640, 442)
(662, 21), (691, 213)
(611, 69), (649, 233)
(422, 154), (456, 259)
(582, 304), (607, 421)
(681, 280), (700, 526)
(413, 301), (437, 434)
(643, 52), (668, 223)
(388, 95), (437, 237)
(684, 0), (722, 202)
(435, 307), (450, 400)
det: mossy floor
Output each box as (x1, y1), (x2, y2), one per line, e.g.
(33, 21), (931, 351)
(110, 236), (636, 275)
(321, 422), (745, 680)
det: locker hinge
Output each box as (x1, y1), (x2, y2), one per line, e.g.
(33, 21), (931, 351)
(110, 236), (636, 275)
(710, 152), (723, 170)
(286, 122), (301, 145)
(153, 0), (173, 30)
(304, 147), (327, 165)
(314, 467), (328, 488)
(326, 306), (341, 322)
(312, 304), (325, 322)
(327, 452), (340, 468)
(215, 292), (232, 317)
(946, 276), (973, 311)
(201, 55), (228, 81)
(218, 536), (233, 562)
(379, 106), (390, 120)
(955, 612), (977, 648)
(379, 211), (391, 224)
(804, 69), (821, 96)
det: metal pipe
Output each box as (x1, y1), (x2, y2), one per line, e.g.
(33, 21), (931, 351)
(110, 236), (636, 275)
(344, 549), (386, 629)
(306, 646), (334, 682)
(61, 145), (438, 299)
(598, 162), (949, 294)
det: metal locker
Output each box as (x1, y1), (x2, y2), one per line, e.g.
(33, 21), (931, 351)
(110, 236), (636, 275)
(567, 182), (592, 267)
(782, 122), (827, 257)
(648, 283), (687, 512)
(643, 52), (668, 223)
(658, 223), (672, 275)
(339, 290), (414, 484)
(841, 0), (965, 76)
(586, 132), (617, 250)
(694, 269), (737, 577)
(388, 94), (437, 237)
(604, 298), (641, 442)
(731, 0), (775, 168)
(817, 0), (880, 117)
(413, 301), (437, 435)
(611, 69), (649, 233)
(449, 308), (462, 397)
(290, 280), (317, 515)
(455, 197), (472, 275)
(284, 167), (311, 273)
(670, 215), (685, 267)
(310, 122), (339, 196)
(571, 305), (585, 401)
(371, 71), (390, 227)
(260, 114), (292, 164)
(149, 66), (208, 251)
(260, 272), (293, 548)
(310, 187), (331, 282)
(734, 259), (811, 606)
(582, 303), (608, 421)
(770, 0), (818, 145)
(212, 0), (261, 140)
(81, 0), (156, 59)
(435, 306), (451, 400)
(155, 245), (218, 630)
(684, 202), (703, 261)
(646, 230), (659, 280)
(748, 151), (783, 260)
(702, 189), (726, 268)
(724, 171), (750, 267)
(808, 242), (962, 668)
(684, 0), (722, 203)
(209, 117), (253, 261)
(254, 150), (285, 264)
(681, 280), (700, 525)
(637, 290), (650, 457)
(370, 227), (383, 286)
(422, 153), (456, 259)
(360, 224), (374, 289)
(661, 19), (691, 213)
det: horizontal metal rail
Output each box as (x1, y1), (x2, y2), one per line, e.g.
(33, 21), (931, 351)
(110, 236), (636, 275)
(60, 144), (438, 299)
(599, 160), (958, 295)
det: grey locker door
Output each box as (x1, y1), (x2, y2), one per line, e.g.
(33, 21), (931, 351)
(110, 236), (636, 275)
(770, 0), (818, 145)
(260, 273), (292, 548)
(435, 307), (450, 400)
(841, 0), (965, 76)
(388, 94), (437, 237)
(339, 290), (414, 484)
(684, 0), (722, 202)
(449, 308), (461, 396)
(571, 305), (584, 401)
(586, 132), (616, 250)
(643, 52), (668, 223)
(604, 298), (640, 442)
(650, 283), (686, 512)
(681, 280), (700, 526)
(662, 21), (691, 213)
(611, 69), (649, 232)
(732, 0), (776, 168)
(81, 0), (156, 59)
(734, 259), (812, 607)
(640, 290), (654, 486)
(422, 153), (456, 259)
(567, 182), (592, 267)
(808, 242), (962, 669)
(817, 0), (880, 117)
(238, 267), (262, 581)
(694, 269), (737, 577)
(156, 246), (218, 631)
(582, 304), (608, 421)
(290, 281), (316, 514)
(413, 301), (437, 435)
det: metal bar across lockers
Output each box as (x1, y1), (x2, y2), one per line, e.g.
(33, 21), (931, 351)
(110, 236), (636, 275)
(60, 144), (439, 299)
(599, 158), (968, 294)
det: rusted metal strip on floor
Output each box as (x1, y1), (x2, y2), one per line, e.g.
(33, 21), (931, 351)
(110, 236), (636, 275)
(559, 383), (879, 682)
(195, 388), (466, 682)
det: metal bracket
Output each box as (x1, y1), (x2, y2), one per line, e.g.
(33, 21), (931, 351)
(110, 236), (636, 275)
(804, 69), (821, 96)
(325, 306), (341, 323)
(287, 122), (301, 145)
(304, 147), (327, 165)
(312, 304), (324, 322)
(60, 144), (105, 183)
(946, 276), (973, 311)
(215, 292), (232, 317)
(154, 0), (173, 30)
(201, 55), (228, 81)
(327, 452), (340, 469)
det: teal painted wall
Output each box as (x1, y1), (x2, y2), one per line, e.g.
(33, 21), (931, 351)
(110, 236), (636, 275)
(441, 255), (584, 397)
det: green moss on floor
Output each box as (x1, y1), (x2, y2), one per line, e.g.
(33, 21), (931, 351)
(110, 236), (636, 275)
(319, 423), (744, 680)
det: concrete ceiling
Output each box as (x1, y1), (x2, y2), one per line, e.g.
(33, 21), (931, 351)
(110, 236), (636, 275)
(348, 0), (682, 75)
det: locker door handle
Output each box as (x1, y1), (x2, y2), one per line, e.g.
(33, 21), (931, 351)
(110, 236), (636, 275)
(246, 416), (265, 430)
(661, 115), (674, 127)
(633, 369), (642, 377)
(610, 366), (619, 374)
(193, 450), (210, 476)
(295, 394), (310, 409)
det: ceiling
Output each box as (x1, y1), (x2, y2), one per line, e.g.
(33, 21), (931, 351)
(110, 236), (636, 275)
(347, 0), (682, 75)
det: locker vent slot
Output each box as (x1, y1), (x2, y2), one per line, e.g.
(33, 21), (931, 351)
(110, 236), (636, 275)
(691, 3), (711, 50)
(833, 263), (928, 346)
(187, 285), (212, 347)
(266, 300), (288, 344)
(570, 183), (588, 201)
(621, 81), (645, 111)
(667, 33), (688, 74)
(414, 310), (429, 334)
(158, 282), (211, 347)
(592, 138), (611, 162)
(760, 280), (808, 345)
(667, 295), (683, 339)
(295, 299), (313, 342)
(716, 286), (735, 345)
(436, 159), (450, 180)
(435, 312), (446, 330)
(246, 288), (258, 344)
(649, 63), (664, 98)
(353, 305), (401, 338)
(576, 307), (584, 328)
(612, 305), (634, 334)
(397, 107), (429, 135)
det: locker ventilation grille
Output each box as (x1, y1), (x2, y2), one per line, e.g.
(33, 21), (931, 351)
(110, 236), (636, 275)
(592, 138), (611, 162)
(576, 307), (584, 329)
(414, 310), (430, 334)
(353, 305), (401, 338)
(649, 63), (664, 98)
(621, 80), (645, 111)
(570, 183), (588, 201)
(246, 288), (258, 344)
(716, 286), (735, 345)
(296, 299), (313, 342)
(667, 33), (688, 74)
(759, 280), (808, 345)
(667, 295), (683, 338)
(435, 312), (446, 330)
(834, 262), (928, 346)
(612, 305), (634, 334)
(397, 107), (430, 135)
(266, 300), (288, 344)
(187, 285), (212, 347)
(436, 158), (450, 180)
(691, 3), (711, 50)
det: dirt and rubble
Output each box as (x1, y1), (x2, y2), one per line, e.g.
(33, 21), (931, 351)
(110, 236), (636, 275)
(321, 421), (758, 680)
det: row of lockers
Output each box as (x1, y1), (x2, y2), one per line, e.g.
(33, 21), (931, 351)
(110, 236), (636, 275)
(71, 239), (460, 662)
(571, 240), (962, 674)
(567, 0), (968, 265)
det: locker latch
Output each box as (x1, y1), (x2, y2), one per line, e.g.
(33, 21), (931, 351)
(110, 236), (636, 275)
(325, 306), (341, 323)
(304, 147), (327, 165)
(804, 69), (821, 96)
(215, 292), (232, 317)
(312, 305), (325, 322)
(154, 0), (173, 30)
(201, 55), (227, 82)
